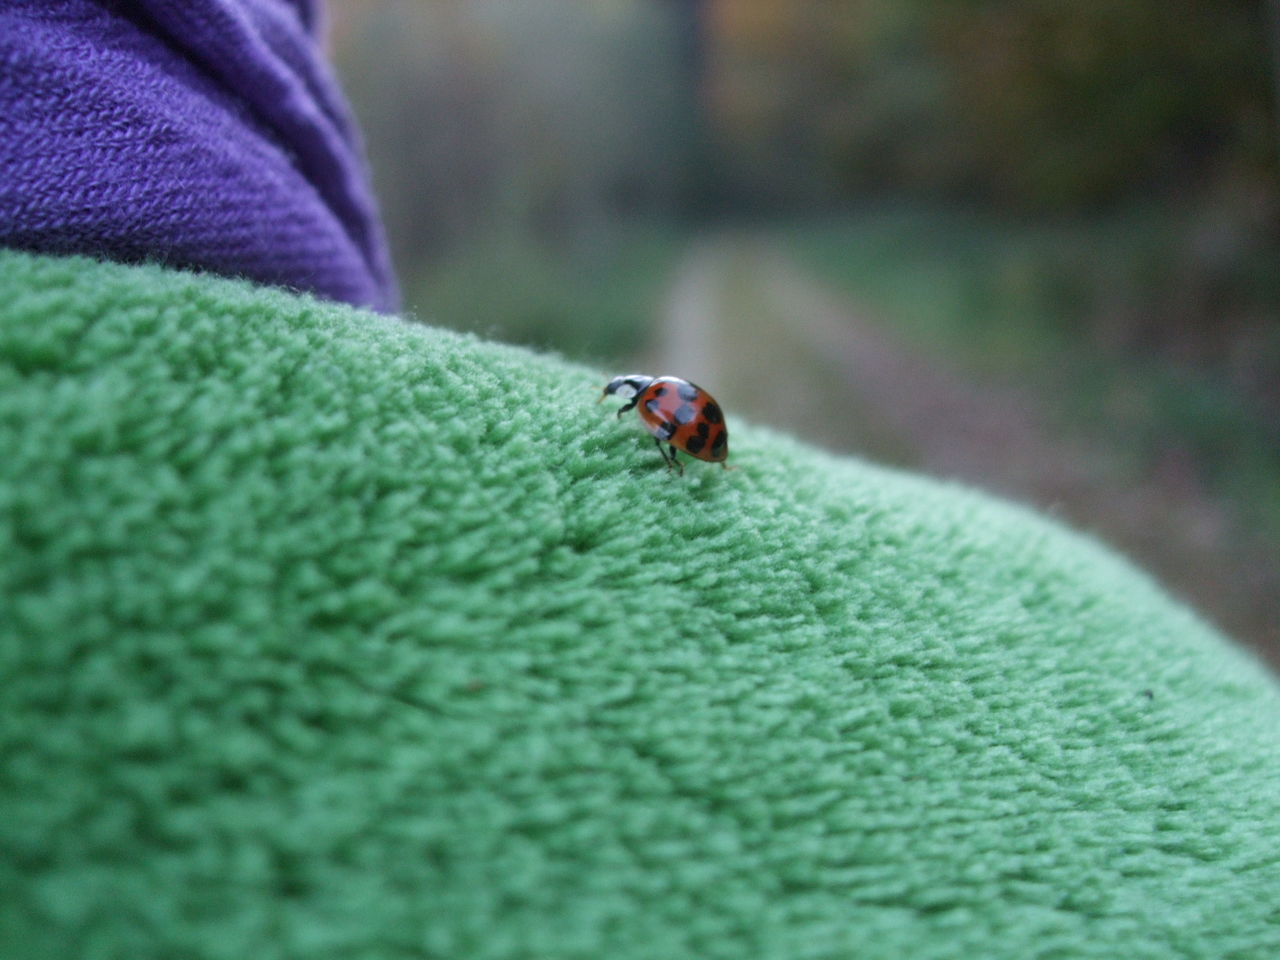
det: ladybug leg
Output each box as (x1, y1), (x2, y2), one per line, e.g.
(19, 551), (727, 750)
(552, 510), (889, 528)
(652, 437), (672, 468)
(616, 397), (639, 419)
(667, 444), (685, 476)
(652, 438), (684, 475)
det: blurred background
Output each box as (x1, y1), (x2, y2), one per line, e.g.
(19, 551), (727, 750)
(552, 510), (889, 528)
(329, 0), (1280, 668)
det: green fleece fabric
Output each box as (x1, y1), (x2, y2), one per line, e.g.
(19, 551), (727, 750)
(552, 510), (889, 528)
(1, 249), (1278, 960)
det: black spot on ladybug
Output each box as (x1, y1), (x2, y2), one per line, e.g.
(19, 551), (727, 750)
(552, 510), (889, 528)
(673, 403), (696, 425)
(658, 420), (676, 439)
(677, 381), (699, 402)
(685, 434), (706, 455)
(702, 402), (722, 424)
(711, 429), (727, 455)
(697, 421), (710, 438)
(654, 386), (667, 396)
(645, 398), (660, 413)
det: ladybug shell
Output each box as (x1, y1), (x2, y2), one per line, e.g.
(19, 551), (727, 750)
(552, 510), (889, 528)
(636, 377), (729, 462)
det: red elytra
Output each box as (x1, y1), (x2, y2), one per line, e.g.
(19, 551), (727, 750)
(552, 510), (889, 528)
(600, 374), (730, 474)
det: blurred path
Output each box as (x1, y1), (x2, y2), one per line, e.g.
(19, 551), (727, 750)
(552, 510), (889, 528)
(649, 234), (1278, 667)
(654, 241), (723, 389)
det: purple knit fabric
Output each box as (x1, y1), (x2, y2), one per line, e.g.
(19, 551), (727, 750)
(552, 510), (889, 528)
(0, 0), (396, 311)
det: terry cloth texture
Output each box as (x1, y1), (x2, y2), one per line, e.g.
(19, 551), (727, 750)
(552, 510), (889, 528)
(2, 250), (1279, 960)
(0, 0), (395, 312)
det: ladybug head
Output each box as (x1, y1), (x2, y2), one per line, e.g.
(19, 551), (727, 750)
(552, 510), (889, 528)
(601, 374), (654, 402)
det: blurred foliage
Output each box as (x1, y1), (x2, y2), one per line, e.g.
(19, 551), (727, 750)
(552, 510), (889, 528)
(927, 1), (1276, 210)
(787, 207), (1280, 534)
(404, 224), (683, 364)
(706, 0), (1279, 213)
(333, 0), (1279, 356)
(332, 1), (698, 363)
(332, 1), (692, 275)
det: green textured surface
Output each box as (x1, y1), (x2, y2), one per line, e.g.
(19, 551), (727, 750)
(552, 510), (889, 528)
(2, 250), (1279, 959)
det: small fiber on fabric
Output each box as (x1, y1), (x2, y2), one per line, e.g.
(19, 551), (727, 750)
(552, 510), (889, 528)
(0, 0), (396, 311)
(1, 251), (1278, 959)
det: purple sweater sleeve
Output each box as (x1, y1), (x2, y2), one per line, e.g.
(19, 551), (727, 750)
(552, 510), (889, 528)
(0, 0), (397, 311)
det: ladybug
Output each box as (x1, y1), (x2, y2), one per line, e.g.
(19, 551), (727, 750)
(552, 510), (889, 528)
(600, 374), (730, 474)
